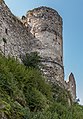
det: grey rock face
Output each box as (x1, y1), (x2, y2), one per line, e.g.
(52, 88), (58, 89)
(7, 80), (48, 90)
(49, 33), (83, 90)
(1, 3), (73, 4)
(22, 6), (64, 82)
(66, 73), (76, 102)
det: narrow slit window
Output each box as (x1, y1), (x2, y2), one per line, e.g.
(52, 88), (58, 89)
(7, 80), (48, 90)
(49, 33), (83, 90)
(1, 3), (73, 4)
(61, 56), (62, 61)
(5, 28), (8, 35)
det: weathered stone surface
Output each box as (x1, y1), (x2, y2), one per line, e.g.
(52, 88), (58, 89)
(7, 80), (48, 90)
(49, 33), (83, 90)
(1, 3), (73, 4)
(22, 7), (64, 82)
(0, 0), (35, 59)
(0, 0), (76, 102)
(66, 73), (76, 102)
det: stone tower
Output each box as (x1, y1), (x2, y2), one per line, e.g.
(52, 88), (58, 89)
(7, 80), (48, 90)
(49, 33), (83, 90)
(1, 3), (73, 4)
(22, 7), (64, 82)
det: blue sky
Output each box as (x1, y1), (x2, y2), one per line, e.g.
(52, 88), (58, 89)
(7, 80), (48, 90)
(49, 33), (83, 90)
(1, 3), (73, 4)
(5, 0), (83, 105)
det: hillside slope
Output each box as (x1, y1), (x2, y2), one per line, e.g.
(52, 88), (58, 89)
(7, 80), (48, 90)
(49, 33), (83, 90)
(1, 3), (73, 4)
(0, 54), (83, 119)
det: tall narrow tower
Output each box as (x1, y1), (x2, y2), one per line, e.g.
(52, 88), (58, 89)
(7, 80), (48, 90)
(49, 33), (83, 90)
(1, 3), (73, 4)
(22, 7), (64, 82)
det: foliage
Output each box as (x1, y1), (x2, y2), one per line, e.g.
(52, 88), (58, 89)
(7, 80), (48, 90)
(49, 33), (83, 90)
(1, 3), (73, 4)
(21, 52), (41, 68)
(51, 82), (72, 106)
(0, 54), (83, 119)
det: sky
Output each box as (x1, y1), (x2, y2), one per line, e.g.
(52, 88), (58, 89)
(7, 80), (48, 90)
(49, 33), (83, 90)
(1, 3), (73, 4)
(4, 0), (83, 105)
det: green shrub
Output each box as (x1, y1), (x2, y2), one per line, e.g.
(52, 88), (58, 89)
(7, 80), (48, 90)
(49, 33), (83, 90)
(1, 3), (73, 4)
(21, 52), (41, 68)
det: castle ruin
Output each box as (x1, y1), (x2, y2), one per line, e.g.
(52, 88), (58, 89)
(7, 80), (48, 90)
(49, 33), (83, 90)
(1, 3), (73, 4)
(0, 0), (76, 101)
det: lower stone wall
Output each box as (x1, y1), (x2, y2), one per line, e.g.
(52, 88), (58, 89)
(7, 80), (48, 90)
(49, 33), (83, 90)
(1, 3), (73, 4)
(40, 61), (64, 82)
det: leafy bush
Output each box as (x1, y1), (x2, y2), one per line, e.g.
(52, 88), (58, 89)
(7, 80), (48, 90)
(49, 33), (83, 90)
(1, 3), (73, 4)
(21, 52), (41, 68)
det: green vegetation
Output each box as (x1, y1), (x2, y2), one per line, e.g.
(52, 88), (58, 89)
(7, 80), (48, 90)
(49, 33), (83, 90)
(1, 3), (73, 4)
(21, 52), (41, 69)
(0, 53), (83, 119)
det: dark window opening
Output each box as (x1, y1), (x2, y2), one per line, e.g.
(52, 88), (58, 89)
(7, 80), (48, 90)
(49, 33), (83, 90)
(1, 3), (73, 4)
(3, 38), (7, 56)
(46, 10), (48, 12)
(61, 56), (62, 61)
(5, 28), (8, 35)
(58, 42), (60, 45)
(22, 15), (26, 20)
(3, 38), (7, 43)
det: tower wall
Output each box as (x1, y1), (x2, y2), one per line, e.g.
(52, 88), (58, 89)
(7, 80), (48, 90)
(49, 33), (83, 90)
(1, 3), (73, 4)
(24, 7), (64, 81)
(0, 0), (34, 59)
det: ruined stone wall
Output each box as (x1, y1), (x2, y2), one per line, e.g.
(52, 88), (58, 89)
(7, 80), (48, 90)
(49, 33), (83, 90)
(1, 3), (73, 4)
(0, 0), (64, 82)
(66, 73), (76, 102)
(0, 0), (35, 59)
(22, 7), (64, 82)
(0, 0), (76, 101)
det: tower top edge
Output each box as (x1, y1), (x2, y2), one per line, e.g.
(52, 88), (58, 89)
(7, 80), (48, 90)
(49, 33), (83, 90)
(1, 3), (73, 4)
(26, 6), (62, 19)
